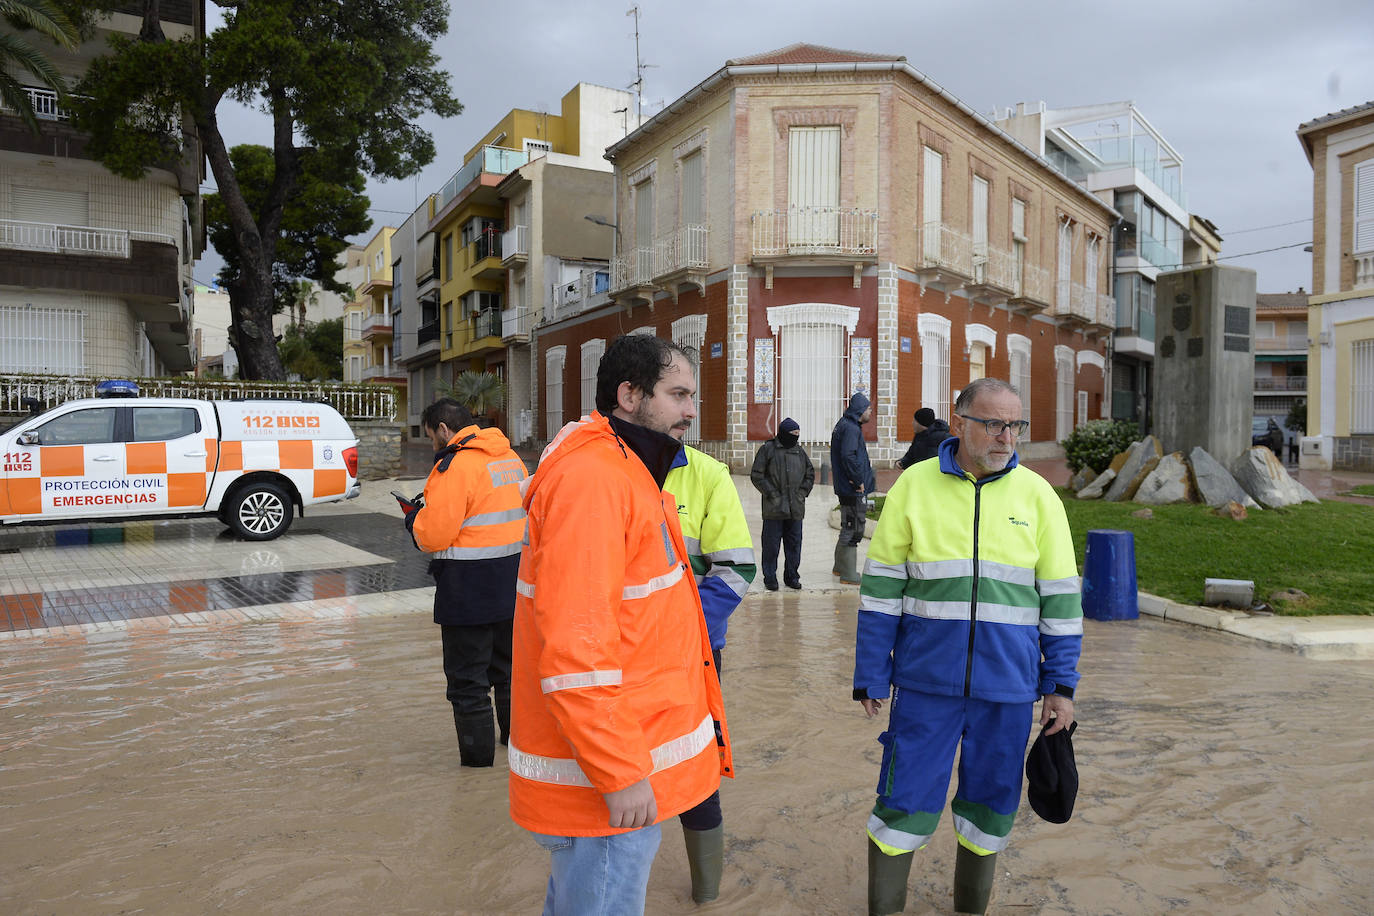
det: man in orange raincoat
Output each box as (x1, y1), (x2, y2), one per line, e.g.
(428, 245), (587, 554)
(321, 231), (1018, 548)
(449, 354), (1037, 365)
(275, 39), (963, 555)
(509, 335), (731, 914)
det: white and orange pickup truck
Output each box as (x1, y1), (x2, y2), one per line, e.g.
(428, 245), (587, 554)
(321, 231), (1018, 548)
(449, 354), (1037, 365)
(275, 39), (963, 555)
(0, 387), (360, 540)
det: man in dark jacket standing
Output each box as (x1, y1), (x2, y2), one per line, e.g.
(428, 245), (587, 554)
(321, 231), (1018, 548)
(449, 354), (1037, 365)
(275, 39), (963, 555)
(830, 392), (876, 585)
(750, 417), (815, 591)
(897, 407), (951, 469)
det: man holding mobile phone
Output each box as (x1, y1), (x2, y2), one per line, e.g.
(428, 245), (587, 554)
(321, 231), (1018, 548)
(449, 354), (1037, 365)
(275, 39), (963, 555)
(407, 397), (527, 767)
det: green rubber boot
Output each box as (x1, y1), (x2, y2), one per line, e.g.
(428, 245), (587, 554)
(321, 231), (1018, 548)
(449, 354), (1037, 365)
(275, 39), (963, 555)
(683, 825), (724, 903)
(833, 538), (847, 577)
(867, 837), (914, 915)
(837, 545), (860, 584)
(952, 845), (998, 915)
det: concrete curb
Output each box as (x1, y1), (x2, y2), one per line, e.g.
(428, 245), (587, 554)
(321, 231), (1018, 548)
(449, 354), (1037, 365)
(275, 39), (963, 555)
(1136, 591), (1374, 659)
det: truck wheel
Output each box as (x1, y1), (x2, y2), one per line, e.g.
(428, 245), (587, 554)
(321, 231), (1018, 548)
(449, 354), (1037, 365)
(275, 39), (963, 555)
(226, 482), (293, 540)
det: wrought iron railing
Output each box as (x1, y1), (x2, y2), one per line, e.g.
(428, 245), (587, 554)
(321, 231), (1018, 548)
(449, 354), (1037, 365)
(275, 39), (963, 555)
(0, 373), (396, 421)
(917, 221), (972, 275)
(751, 207), (878, 258)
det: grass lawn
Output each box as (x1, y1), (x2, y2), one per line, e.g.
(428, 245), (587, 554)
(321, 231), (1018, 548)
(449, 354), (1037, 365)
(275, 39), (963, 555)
(1058, 492), (1374, 616)
(1350, 484), (1374, 498)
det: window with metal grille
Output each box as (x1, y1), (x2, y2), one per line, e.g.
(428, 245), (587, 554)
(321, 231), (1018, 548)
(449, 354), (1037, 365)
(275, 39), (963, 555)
(1077, 390), (1089, 428)
(768, 303), (857, 444)
(1352, 338), (1374, 433)
(672, 314), (707, 442)
(545, 346), (566, 440)
(0, 304), (85, 373)
(580, 339), (605, 418)
(1055, 346), (1075, 441)
(919, 313), (951, 425)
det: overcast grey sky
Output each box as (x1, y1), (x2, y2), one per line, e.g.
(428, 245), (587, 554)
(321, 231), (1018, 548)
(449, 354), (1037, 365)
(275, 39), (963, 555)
(201, 0), (1374, 296)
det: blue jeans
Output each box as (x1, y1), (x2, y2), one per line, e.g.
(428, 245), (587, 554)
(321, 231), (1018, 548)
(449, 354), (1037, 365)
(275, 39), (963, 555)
(531, 824), (662, 916)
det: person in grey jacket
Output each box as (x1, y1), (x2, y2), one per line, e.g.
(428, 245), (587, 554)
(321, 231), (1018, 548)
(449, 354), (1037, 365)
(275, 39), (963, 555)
(830, 392), (877, 585)
(750, 417), (815, 591)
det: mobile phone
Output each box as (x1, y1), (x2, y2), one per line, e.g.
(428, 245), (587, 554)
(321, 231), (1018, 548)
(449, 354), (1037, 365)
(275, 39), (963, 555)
(391, 490), (417, 506)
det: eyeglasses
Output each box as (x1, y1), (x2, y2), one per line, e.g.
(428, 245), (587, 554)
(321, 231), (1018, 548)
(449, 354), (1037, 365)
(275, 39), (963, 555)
(957, 414), (1030, 438)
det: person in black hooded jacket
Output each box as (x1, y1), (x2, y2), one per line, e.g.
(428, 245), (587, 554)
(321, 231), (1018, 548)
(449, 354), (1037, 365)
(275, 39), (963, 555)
(750, 417), (815, 591)
(897, 407), (951, 469)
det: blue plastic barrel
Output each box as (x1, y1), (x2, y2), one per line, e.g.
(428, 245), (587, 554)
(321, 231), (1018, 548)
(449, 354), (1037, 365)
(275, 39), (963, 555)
(1081, 529), (1138, 621)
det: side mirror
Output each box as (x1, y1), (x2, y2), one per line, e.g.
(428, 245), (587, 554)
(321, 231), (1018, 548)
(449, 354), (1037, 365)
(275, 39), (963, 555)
(17, 431), (38, 446)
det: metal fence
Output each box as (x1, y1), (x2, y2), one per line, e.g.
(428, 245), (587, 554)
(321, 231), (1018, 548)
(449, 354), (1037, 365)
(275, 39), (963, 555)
(0, 373), (397, 421)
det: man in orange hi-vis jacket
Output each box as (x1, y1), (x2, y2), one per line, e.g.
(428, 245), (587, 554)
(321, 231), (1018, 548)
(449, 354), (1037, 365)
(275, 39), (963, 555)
(510, 335), (732, 914)
(406, 398), (527, 768)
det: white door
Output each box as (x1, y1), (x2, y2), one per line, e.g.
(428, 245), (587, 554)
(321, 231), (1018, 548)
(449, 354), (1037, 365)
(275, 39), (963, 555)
(788, 126), (840, 248)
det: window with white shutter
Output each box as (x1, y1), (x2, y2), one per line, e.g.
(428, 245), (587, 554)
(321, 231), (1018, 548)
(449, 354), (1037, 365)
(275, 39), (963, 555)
(545, 346), (566, 440)
(972, 176), (989, 281)
(1055, 346), (1075, 441)
(919, 313), (952, 424)
(922, 148), (943, 262)
(672, 314), (707, 442)
(1007, 334), (1032, 428)
(580, 339), (605, 419)
(1057, 219), (1074, 311)
(788, 126), (840, 247)
(1352, 338), (1374, 434)
(1355, 160), (1374, 254)
(1012, 198), (1027, 297)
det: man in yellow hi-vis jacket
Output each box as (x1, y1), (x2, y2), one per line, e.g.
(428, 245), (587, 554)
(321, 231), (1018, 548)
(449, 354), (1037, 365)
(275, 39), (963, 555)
(853, 378), (1082, 915)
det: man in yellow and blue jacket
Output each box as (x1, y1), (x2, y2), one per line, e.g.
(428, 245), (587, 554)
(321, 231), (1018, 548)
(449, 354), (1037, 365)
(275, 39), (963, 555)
(853, 378), (1082, 915)
(664, 441), (756, 903)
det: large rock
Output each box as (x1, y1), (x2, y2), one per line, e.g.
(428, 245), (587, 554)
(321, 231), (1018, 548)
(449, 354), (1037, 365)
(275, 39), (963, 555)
(1230, 446), (1320, 508)
(1134, 452), (1195, 505)
(1076, 468), (1116, 500)
(1104, 436), (1163, 502)
(1188, 446), (1258, 509)
(1069, 467), (1093, 492)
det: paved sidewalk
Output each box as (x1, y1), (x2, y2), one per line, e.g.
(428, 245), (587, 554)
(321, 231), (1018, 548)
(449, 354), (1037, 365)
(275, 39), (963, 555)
(2, 455), (1371, 658)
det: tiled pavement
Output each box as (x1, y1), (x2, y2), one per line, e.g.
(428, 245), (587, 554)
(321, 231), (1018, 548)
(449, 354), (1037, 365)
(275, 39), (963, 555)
(0, 511), (435, 637)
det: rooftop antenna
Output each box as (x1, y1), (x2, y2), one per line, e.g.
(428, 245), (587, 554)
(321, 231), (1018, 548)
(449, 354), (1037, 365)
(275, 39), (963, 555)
(626, 5), (655, 128)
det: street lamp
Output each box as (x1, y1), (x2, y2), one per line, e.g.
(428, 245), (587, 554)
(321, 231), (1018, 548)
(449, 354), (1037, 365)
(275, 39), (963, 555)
(584, 213), (620, 263)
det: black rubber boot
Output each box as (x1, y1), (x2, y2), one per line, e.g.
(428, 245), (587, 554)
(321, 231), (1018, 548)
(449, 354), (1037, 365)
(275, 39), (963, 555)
(682, 825), (724, 903)
(952, 845), (998, 915)
(456, 712), (495, 767)
(867, 836), (914, 915)
(495, 691), (511, 747)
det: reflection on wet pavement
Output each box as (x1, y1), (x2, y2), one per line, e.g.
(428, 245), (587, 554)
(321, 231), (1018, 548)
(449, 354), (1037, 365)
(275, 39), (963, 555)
(0, 514), (432, 634)
(2, 591), (1372, 914)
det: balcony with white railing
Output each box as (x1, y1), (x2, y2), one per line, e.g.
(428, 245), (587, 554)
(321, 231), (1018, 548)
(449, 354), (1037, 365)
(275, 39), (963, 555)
(611, 247), (656, 297)
(0, 86), (76, 122)
(1054, 283), (1095, 324)
(501, 225), (530, 266)
(751, 207), (878, 259)
(654, 224), (708, 276)
(361, 311), (392, 339)
(913, 221), (973, 293)
(501, 307), (533, 341)
(362, 361), (399, 381)
(1, 219), (131, 257)
(1008, 263), (1051, 313)
(1255, 335), (1309, 353)
(1096, 293), (1116, 329)
(551, 268), (611, 321)
(1354, 251), (1374, 290)
(966, 244), (1015, 304)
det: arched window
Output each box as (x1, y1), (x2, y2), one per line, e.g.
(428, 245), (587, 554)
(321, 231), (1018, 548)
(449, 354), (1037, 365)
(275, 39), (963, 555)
(580, 339), (604, 419)
(919, 313), (952, 424)
(1055, 345), (1075, 441)
(672, 314), (708, 442)
(765, 303), (859, 443)
(544, 345), (566, 440)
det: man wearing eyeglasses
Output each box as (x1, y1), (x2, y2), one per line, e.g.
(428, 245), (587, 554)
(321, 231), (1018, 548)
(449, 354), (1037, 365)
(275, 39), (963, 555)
(853, 377), (1082, 916)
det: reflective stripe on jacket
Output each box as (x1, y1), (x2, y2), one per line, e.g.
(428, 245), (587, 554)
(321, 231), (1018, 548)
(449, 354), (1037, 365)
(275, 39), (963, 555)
(410, 424), (527, 626)
(666, 445), (756, 651)
(854, 437), (1082, 704)
(509, 413), (732, 836)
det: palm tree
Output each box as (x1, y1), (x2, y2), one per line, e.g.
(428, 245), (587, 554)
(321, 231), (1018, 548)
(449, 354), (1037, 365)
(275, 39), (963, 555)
(439, 370), (507, 420)
(0, 0), (79, 134)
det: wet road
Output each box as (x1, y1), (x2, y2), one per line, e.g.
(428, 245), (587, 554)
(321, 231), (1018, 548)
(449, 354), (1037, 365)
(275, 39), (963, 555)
(2, 590), (1373, 914)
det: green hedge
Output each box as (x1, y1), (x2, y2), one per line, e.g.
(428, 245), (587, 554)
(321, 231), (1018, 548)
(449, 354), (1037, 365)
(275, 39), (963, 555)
(1060, 419), (1139, 475)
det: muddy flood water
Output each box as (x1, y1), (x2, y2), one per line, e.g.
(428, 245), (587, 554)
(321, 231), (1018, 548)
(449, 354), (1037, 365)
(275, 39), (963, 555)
(3, 591), (1373, 915)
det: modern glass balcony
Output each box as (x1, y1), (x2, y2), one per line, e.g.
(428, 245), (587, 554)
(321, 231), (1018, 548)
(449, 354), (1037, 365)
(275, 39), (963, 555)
(436, 146), (529, 210)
